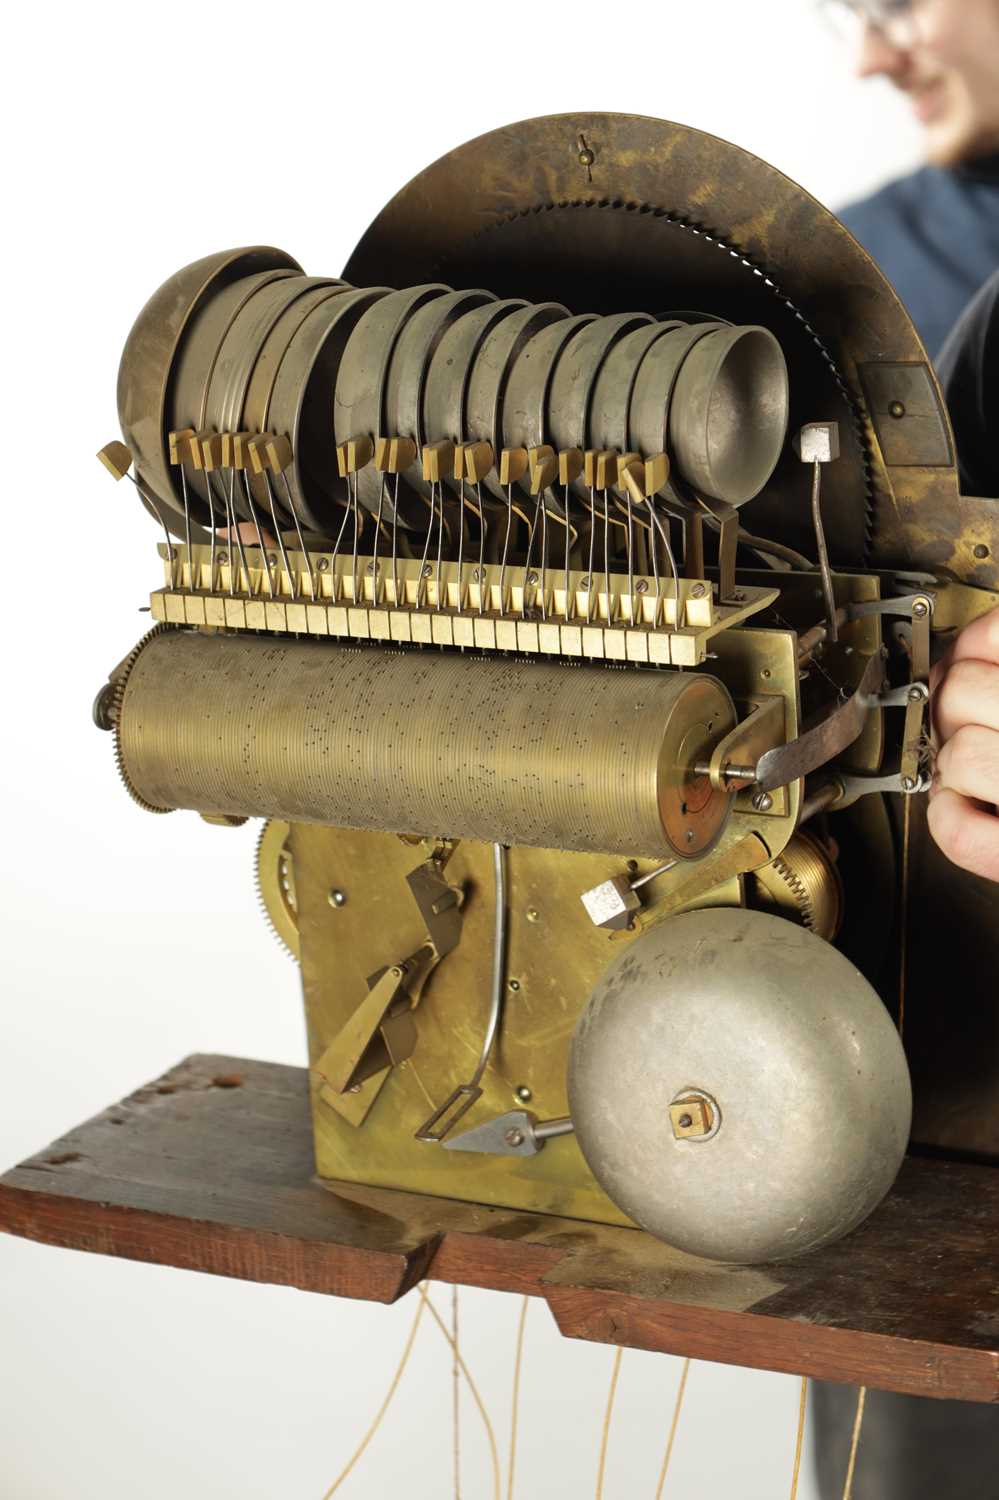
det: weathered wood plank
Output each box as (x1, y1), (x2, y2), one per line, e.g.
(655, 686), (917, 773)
(1, 1054), (997, 1403)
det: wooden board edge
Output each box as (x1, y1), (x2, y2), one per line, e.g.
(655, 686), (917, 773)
(0, 1182), (438, 1305)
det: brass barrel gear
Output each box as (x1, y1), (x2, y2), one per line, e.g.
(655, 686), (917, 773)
(255, 819), (299, 960)
(110, 623), (177, 815)
(750, 829), (843, 941)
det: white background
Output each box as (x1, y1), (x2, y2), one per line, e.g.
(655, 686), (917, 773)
(1, 2), (922, 1495)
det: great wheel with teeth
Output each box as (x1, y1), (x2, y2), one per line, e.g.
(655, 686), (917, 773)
(255, 820), (300, 961)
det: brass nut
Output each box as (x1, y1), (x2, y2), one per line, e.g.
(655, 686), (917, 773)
(669, 1096), (714, 1140)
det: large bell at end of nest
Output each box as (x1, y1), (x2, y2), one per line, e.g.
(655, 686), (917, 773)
(567, 908), (912, 1264)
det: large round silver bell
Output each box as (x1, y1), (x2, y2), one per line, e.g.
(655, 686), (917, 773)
(568, 908), (911, 1263)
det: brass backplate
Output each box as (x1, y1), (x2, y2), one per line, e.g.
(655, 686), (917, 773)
(296, 621), (803, 1224)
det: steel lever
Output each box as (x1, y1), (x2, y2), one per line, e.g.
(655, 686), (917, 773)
(443, 1109), (574, 1157)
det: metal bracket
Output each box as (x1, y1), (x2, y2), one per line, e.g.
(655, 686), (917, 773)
(312, 848), (465, 1127)
(846, 592), (935, 623)
(754, 651), (886, 793)
(878, 682), (929, 709)
(443, 1109), (574, 1157)
(820, 769), (932, 809)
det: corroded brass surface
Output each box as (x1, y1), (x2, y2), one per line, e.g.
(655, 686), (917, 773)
(117, 631), (737, 859)
(343, 112), (987, 582)
(296, 828), (746, 1224)
(117, 246), (302, 523)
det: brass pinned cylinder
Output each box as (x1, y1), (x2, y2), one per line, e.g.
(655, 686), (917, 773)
(116, 631), (735, 859)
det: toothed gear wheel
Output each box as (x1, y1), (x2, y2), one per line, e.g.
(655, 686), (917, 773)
(750, 830), (843, 943)
(256, 819), (300, 960)
(110, 624), (176, 815)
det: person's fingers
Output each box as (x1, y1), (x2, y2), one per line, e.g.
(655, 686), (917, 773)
(932, 657), (999, 743)
(934, 723), (999, 807)
(949, 605), (999, 668)
(219, 522), (275, 546)
(927, 786), (999, 882)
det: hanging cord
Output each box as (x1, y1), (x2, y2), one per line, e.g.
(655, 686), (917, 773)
(318, 1294), (426, 1499)
(652, 1357), (690, 1498)
(788, 1376), (808, 1500)
(452, 1285), (462, 1500)
(420, 1287), (501, 1500)
(595, 1347), (624, 1499)
(506, 1297), (529, 1500)
(841, 1387), (867, 1500)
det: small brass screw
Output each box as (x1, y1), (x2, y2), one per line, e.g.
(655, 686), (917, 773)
(217, 551), (229, 566)
(889, 400), (906, 419)
(527, 571), (539, 586)
(635, 579), (648, 594)
(974, 544), (990, 560)
(516, 1085), (532, 1102)
(318, 558), (330, 572)
(526, 908), (540, 923)
(580, 575), (592, 589)
(752, 790), (774, 813)
(690, 583), (706, 598)
(328, 888), (347, 908)
(508, 978), (521, 992)
(422, 563), (432, 578)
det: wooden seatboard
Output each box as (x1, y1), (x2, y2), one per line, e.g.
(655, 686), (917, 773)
(1, 1054), (997, 1403)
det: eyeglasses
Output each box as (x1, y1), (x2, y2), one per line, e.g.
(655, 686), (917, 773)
(820, 0), (920, 46)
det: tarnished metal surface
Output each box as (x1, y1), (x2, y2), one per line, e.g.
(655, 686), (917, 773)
(116, 630), (736, 859)
(343, 112), (992, 582)
(568, 907), (912, 1263)
(117, 246), (301, 523)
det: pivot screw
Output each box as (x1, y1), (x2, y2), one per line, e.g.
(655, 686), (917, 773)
(504, 1127), (525, 1147)
(912, 597), (930, 619)
(752, 790), (774, 813)
(901, 775), (918, 793)
(908, 685), (925, 703)
(328, 888), (347, 908)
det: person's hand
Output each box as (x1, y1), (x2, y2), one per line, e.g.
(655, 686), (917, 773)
(928, 606), (999, 881)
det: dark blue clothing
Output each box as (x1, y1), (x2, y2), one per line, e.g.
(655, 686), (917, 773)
(839, 157), (999, 357)
(937, 268), (999, 496)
